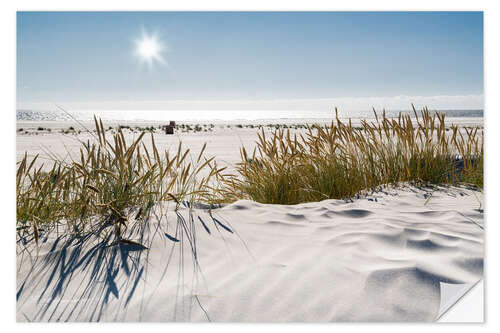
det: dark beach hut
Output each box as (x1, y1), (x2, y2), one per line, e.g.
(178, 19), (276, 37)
(163, 121), (175, 134)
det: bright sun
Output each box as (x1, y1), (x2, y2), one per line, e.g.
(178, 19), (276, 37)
(134, 30), (165, 68)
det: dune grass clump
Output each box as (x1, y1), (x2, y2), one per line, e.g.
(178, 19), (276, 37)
(16, 116), (226, 245)
(221, 107), (483, 205)
(17, 106), (484, 241)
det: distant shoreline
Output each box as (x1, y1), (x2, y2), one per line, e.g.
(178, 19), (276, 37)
(16, 109), (484, 123)
(16, 117), (484, 132)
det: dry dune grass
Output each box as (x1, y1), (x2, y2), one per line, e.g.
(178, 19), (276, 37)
(221, 106), (483, 204)
(17, 106), (483, 244)
(16, 116), (227, 246)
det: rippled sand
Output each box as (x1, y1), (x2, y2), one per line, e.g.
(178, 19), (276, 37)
(16, 185), (483, 322)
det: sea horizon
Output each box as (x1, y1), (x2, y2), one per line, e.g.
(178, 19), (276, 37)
(16, 108), (484, 123)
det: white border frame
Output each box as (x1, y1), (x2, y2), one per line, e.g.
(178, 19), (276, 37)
(3, 1), (498, 332)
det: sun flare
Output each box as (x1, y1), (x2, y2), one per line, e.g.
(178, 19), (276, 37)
(134, 30), (165, 68)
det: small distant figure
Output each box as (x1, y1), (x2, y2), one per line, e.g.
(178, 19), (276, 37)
(163, 121), (176, 134)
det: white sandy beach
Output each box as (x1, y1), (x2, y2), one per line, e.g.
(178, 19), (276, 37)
(16, 117), (483, 172)
(15, 9), (486, 324)
(16, 185), (483, 322)
(16, 119), (484, 322)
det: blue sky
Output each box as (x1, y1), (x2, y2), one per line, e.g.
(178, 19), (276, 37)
(17, 11), (483, 111)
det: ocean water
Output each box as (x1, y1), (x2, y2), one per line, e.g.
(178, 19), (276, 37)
(16, 109), (484, 122)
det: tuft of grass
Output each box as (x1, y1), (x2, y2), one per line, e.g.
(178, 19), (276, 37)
(17, 116), (227, 244)
(221, 106), (483, 204)
(16, 106), (484, 244)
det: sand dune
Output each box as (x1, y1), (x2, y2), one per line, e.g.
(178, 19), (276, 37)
(16, 185), (483, 322)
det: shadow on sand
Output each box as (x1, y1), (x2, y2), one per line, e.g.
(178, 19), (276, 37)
(16, 208), (230, 322)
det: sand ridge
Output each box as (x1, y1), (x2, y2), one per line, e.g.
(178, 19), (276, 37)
(16, 185), (483, 322)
